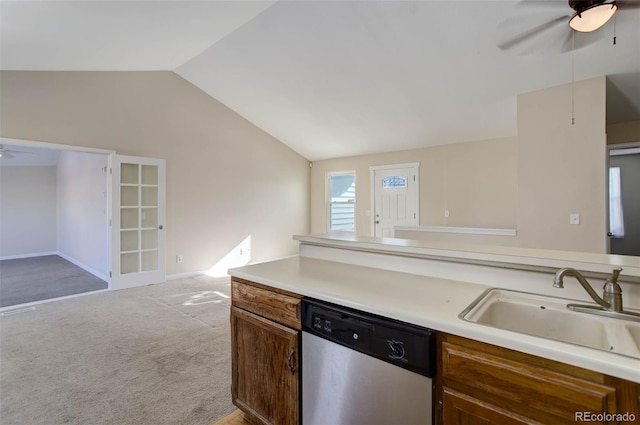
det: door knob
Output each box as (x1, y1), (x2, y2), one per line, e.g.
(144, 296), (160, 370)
(158, 225), (164, 230)
(375, 221), (380, 224)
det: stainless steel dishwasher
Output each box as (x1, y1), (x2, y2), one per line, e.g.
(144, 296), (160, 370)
(302, 298), (436, 425)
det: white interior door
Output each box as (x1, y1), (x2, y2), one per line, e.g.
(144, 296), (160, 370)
(372, 165), (419, 237)
(110, 155), (166, 290)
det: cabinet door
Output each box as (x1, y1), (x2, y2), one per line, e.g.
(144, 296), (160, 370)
(231, 306), (299, 425)
(441, 387), (541, 425)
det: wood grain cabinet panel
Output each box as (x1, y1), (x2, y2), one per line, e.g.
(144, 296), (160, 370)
(442, 387), (542, 425)
(230, 278), (303, 425)
(232, 278), (301, 330)
(436, 334), (640, 425)
(231, 307), (299, 425)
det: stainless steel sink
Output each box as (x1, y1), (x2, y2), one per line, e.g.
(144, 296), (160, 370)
(460, 288), (640, 359)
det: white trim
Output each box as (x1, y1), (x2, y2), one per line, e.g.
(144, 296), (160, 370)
(395, 226), (517, 236)
(0, 289), (110, 313)
(166, 270), (207, 280)
(57, 251), (109, 282)
(0, 137), (115, 155)
(368, 162), (420, 171)
(0, 251), (57, 261)
(610, 147), (640, 156)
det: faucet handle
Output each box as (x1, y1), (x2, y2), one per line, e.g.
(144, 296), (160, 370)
(610, 267), (623, 284)
(604, 268), (623, 312)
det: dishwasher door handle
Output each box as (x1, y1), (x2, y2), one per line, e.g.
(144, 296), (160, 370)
(288, 347), (297, 373)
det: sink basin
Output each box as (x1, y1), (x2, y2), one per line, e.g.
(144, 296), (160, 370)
(461, 289), (640, 359)
(626, 323), (640, 352)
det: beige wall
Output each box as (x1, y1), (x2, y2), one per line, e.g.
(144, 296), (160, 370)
(0, 71), (310, 276)
(315, 77), (619, 254)
(310, 137), (517, 235)
(516, 76), (607, 253)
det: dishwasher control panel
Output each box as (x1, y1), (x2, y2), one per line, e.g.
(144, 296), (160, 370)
(302, 298), (436, 378)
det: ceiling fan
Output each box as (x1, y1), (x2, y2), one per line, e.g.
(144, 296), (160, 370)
(0, 145), (34, 159)
(497, 0), (640, 53)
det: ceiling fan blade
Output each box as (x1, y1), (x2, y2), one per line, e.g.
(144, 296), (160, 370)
(497, 14), (570, 51)
(5, 149), (34, 155)
(515, 0), (573, 10)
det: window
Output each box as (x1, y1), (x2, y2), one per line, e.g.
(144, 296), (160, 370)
(382, 176), (407, 189)
(609, 167), (624, 238)
(328, 172), (356, 231)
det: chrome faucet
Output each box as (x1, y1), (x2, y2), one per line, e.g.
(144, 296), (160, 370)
(553, 267), (640, 321)
(553, 267), (622, 312)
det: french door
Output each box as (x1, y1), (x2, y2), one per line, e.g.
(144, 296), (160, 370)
(110, 155), (166, 290)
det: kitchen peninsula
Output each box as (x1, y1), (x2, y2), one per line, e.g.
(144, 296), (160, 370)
(229, 234), (640, 425)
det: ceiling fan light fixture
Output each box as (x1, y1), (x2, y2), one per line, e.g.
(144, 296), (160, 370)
(569, 1), (617, 32)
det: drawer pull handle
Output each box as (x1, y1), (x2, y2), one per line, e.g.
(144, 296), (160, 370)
(288, 347), (297, 374)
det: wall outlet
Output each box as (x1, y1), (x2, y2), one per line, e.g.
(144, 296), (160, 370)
(570, 213), (580, 225)
(176, 255), (183, 263)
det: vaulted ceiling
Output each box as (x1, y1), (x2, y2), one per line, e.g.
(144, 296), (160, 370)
(2, 1), (639, 161)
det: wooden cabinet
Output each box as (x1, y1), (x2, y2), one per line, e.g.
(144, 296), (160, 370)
(436, 333), (640, 425)
(230, 278), (302, 425)
(229, 275), (640, 425)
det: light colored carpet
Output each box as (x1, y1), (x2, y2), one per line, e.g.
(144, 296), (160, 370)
(0, 275), (235, 425)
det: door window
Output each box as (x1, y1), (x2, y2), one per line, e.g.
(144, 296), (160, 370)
(382, 176), (408, 189)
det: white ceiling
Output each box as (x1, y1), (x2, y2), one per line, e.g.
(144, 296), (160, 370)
(2, 0), (639, 161)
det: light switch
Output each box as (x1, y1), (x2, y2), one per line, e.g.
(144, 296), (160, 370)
(444, 210), (450, 218)
(570, 213), (580, 225)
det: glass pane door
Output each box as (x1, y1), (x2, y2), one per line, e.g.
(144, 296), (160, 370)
(119, 163), (159, 275)
(111, 155), (166, 290)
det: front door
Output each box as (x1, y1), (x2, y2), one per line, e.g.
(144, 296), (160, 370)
(372, 164), (419, 237)
(110, 155), (166, 289)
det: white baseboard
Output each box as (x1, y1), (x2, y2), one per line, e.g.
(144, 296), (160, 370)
(0, 289), (110, 313)
(0, 251), (58, 261)
(56, 251), (109, 282)
(166, 271), (207, 281)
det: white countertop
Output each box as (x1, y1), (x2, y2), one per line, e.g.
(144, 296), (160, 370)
(230, 255), (640, 383)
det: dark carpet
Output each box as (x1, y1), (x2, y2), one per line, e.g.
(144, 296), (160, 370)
(0, 255), (108, 307)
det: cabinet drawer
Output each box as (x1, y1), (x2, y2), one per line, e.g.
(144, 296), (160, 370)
(232, 278), (301, 330)
(442, 387), (541, 425)
(441, 341), (617, 423)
